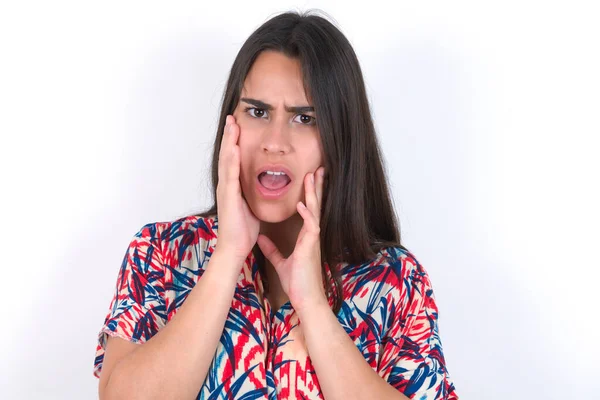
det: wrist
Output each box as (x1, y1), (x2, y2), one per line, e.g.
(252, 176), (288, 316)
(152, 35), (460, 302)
(207, 249), (247, 278)
(213, 244), (251, 265)
(295, 296), (331, 321)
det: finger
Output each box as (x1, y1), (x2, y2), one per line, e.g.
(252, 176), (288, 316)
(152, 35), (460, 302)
(217, 115), (232, 181)
(315, 167), (324, 219)
(227, 123), (240, 183)
(304, 172), (319, 222)
(257, 234), (285, 271)
(218, 115), (240, 183)
(297, 201), (319, 236)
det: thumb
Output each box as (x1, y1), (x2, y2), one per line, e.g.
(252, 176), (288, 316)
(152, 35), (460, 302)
(257, 234), (285, 271)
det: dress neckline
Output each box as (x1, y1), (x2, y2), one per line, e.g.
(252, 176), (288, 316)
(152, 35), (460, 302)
(248, 250), (295, 322)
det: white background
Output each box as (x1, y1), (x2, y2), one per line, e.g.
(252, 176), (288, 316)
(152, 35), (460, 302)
(1, 1), (598, 399)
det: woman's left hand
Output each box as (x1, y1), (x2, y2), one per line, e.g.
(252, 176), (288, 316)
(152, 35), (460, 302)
(256, 166), (327, 314)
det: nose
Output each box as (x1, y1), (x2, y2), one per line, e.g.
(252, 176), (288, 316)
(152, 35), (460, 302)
(261, 118), (291, 155)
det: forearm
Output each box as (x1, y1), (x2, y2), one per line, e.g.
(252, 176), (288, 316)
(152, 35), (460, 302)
(103, 251), (243, 400)
(297, 303), (409, 400)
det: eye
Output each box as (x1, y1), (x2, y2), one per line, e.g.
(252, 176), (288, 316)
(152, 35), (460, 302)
(244, 107), (268, 119)
(293, 114), (316, 126)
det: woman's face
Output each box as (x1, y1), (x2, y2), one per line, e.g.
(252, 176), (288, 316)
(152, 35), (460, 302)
(232, 50), (324, 223)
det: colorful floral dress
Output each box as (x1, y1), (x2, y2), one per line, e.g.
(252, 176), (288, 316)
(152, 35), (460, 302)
(93, 215), (458, 399)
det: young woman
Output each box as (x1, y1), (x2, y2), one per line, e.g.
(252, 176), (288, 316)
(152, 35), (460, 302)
(93, 10), (458, 400)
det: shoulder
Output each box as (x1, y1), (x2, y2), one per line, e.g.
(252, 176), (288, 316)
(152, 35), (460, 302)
(134, 213), (218, 247)
(157, 214), (218, 249)
(341, 245), (427, 290)
(378, 246), (433, 293)
(377, 246), (425, 280)
(340, 246), (433, 314)
(129, 214), (219, 267)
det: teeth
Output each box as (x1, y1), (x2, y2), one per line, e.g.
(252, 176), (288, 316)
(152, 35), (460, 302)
(264, 170), (287, 176)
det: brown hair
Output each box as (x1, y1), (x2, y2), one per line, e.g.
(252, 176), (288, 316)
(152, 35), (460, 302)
(193, 10), (407, 314)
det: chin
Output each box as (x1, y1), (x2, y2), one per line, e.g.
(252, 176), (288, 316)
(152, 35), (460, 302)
(241, 177), (301, 224)
(248, 199), (298, 223)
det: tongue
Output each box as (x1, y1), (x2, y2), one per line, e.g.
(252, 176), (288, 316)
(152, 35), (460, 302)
(259, 173), (290, 190)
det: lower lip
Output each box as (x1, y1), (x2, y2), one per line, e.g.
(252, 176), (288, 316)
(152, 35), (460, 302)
(256, 176), (292, 199)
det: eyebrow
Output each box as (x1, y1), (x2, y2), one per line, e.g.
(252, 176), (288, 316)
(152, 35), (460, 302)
(240, 97), (315, 114)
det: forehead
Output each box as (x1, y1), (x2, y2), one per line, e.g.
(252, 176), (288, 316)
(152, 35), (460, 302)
(241, 51), (310, 103)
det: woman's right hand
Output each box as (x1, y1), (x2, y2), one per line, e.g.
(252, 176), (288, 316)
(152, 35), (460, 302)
(215, 114), (260, 264)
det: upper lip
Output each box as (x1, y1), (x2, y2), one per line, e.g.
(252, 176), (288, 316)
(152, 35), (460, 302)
(256, 164), (294, 181)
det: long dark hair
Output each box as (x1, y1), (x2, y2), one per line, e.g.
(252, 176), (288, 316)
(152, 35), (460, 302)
(193, 9), (407, 314)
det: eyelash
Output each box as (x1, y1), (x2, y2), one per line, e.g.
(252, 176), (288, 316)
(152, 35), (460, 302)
(243, 107), (316, 126)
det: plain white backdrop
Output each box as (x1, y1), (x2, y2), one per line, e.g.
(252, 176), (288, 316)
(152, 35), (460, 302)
(1, 1), (598, 399)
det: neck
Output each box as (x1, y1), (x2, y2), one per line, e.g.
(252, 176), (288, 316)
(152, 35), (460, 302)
(259, 212), (303, 260)
(258, 213), (303, 304)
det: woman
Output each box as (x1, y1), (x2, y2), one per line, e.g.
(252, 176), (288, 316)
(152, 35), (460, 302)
(93, 10), (458, 400)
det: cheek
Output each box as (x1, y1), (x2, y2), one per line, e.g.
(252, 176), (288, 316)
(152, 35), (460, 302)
(237, 127), (258, 181)
(303, 138), (324, 168)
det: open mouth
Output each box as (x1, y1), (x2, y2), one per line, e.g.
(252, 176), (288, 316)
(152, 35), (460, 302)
(257, 171), (292, 191)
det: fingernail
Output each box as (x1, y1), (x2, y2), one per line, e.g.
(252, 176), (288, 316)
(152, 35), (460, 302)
(311, 173), (315, 183)
(225, 115), (231, 126)
(319, 169), (325, 178)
